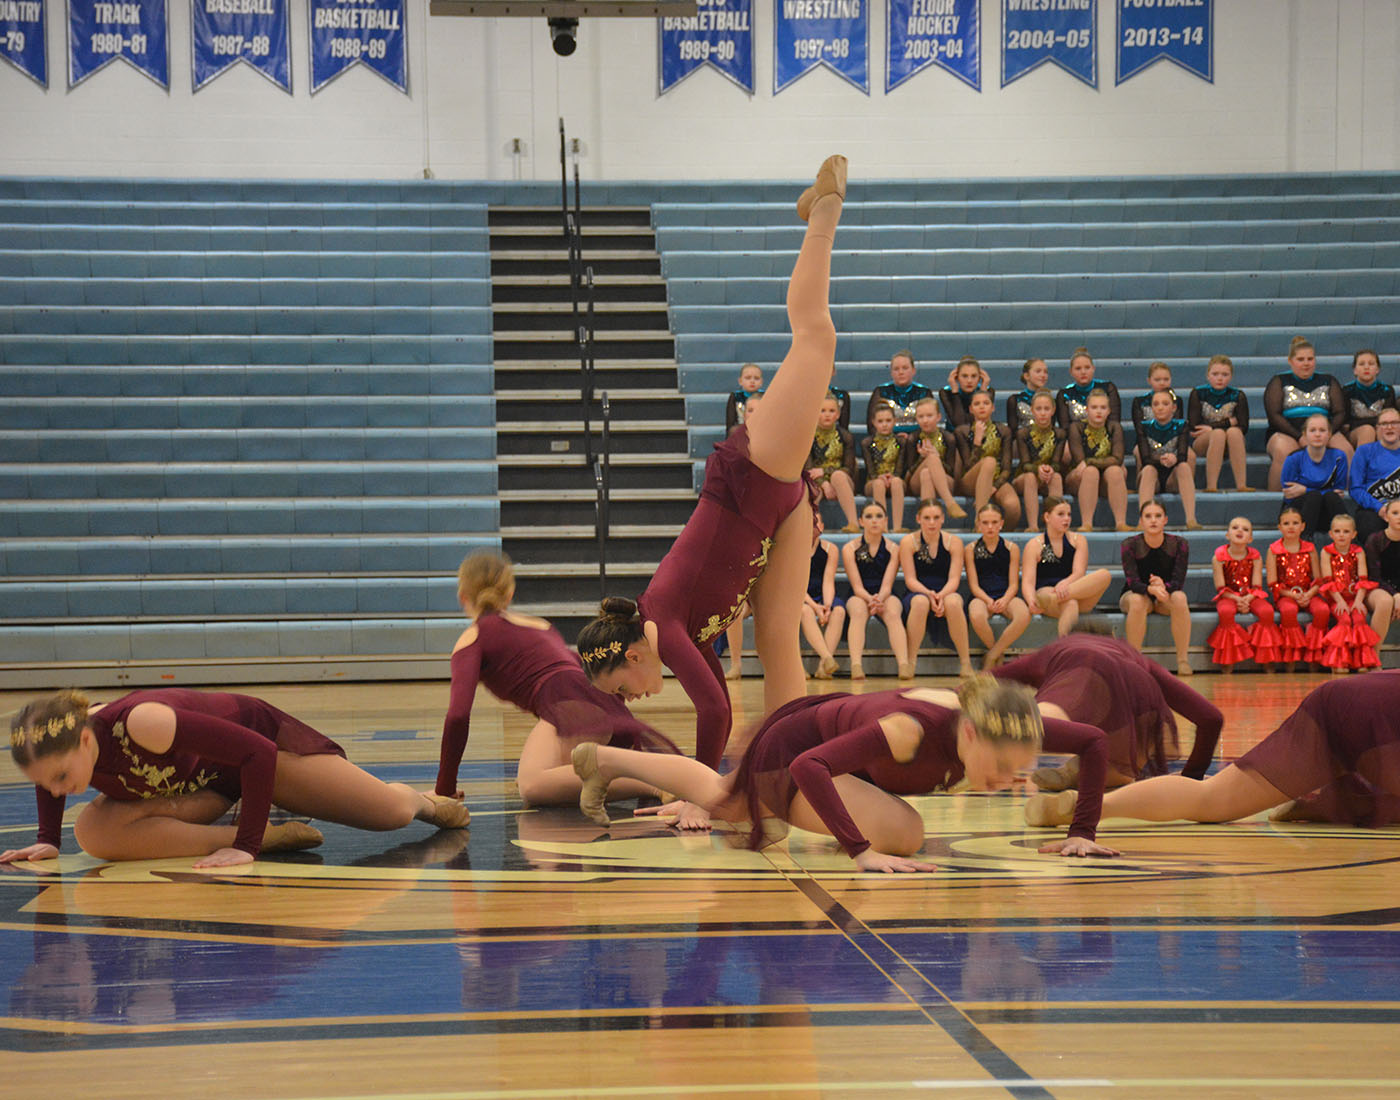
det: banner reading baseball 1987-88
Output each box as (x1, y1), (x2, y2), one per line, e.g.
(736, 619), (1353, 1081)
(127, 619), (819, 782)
(191, 0), (290, 92)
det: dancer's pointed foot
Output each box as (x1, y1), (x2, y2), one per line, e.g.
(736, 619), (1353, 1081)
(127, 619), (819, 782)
(813, 656), (839, 680)
(571, 741), (613, 827)
(261, 820), (324, 853)
(849, 661), (865, 681)
(419, 792), (470, 830)
(1031, 758), (1080, 792)
(897, 661), (916, 681)
(946, 501), (967, 519)
(1024, 790), (1078, 828)
(1176, 661), (1194, 677)
(796, 154), (847, 222)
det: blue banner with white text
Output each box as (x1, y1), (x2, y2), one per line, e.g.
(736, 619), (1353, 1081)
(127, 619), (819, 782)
(309, 0), (405, 94)
(69, 0), (168, 88)
(191, 0), (290, 92)
(1, 0), (46, 86)
(658, 0), (753, 94)
(1116, 0), (1210, 85)
(1001, 0), (1095, 88)
(774, 0), (868, 94)
(887, 0), (978, 92)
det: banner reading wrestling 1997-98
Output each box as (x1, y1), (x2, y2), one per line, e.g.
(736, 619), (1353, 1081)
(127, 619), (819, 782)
(774, 0), (868, 95)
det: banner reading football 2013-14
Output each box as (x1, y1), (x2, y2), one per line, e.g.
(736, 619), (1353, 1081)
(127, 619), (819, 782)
(191, 0), (290, 92)
(1001, 0), (1095, 88)
(69, 0), (169, 88)
(659, 0), (753, 94)
(309, 0), (405, 94)
(1116, 0), (1210, 85)
(1, 0), (46, 86)
(774, 0), (868, 95)
(887, 0), (979, 93)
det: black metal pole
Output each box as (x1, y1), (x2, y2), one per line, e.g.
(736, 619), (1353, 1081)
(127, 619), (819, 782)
(597, 392), (611, 598)
(558, 119), (568, 239)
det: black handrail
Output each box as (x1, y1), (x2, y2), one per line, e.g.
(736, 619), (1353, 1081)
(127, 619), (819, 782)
(595, 392), (611, 599)
(558, 119), (569, 238)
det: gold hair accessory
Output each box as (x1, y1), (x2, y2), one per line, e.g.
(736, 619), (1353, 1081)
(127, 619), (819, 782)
(13, 711), (78, 747)
(583, 640), (624, 665)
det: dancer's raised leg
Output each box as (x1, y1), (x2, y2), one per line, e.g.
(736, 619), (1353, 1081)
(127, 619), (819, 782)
(751, 498), (818, 712)
(1027, 764), (1287, 825)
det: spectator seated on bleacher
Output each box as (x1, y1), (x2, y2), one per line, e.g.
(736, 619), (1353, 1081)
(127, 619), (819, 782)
(1350, 408), (1400, 542)
(1263, 335), (1350, 491)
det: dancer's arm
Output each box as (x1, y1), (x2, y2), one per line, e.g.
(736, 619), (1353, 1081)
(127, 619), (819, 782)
(657, 621), (731, 768)
(1168, 535), (1189, 592)
(1040, 717), (1114, 849)
(1144, 663), (1223, 780)
(436, 640), (482, 796)
(125, 702), (279, 859)
(1122, 537), (1148, 594)
(1326, 376), (1347, 436)
(0, 789), (66, 862)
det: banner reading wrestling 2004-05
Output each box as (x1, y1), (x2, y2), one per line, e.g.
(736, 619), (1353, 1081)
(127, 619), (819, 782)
(887, 0), (978, 92)
(191, 0), (290, 92)
(1, 0), (46, 86)
(69, 0), (168, 88)
(774, 0), (868, 95)
(1001, 0), (1095, 88)
(1116, 0), (1211, 85)
(659, 0), (753, 94)
(310, 0), (405, 94)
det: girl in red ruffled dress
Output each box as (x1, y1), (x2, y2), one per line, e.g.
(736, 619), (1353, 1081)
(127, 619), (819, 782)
(1319, 513), (1382, 671)
(1266, 504), (1331, 666)
(1209, 516), (1281, 669)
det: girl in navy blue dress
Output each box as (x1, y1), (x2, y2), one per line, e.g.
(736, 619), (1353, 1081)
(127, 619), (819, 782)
(964, 502), (1031, 668)
(1189, 354), (1252, 493)
(840, 501), (910, 680)
(1022, 496), (1112, 635)
(802, 516), (847, 680)
(898, 500), (973, 677)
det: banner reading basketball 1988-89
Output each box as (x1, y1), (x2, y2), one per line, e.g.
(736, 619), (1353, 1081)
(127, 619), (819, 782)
(69, 0), (169, 88)
(1, 0), (46, 86)
(191, 0), (290, 92)
(309, 0), (405, 93)
(659, 0), (753, 94)
(1116, 0), (1211, 85)
(887, 0), (978, 92)
(1001, 0), (1095, 88)
(774, 0), (868, 95)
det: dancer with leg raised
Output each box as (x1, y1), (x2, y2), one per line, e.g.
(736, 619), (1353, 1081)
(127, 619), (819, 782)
(571, 676), (1118, 868)
(576, 157), (847, 768)
(2, 688), (468, 869)
(1025, 672), (1400, 830)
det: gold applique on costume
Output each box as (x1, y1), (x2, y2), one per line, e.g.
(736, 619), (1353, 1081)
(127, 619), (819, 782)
(813, 426), (844, 473)
(697, 537), (772, 643)
(1085, 425), (1110, 460)
(869, 434), (901, 476)
(110, 719), (216, 800)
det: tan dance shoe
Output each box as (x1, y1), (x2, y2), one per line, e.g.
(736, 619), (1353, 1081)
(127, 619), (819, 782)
(946, 501), (967, 519)
(261, 820), (324, 853)
(421, 792), (471, 829)
(571, 741), (613, 827)
(897, 661), (916, 681)
(1030, 758), (1080, 792)
(796, 154), (848, 222)
(1024, 790), (1078, 828)
(813, 656), (839, 680)
(849, 661), (865, 681)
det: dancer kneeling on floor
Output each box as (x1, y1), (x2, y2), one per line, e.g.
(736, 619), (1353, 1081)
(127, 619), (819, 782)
(2, 688), (468, 869)
(571, 676), (1119, 871)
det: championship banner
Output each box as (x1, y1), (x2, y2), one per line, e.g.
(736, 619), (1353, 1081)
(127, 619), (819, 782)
(1001, 0), (1095, 88)
(309, 0), (405, 94)
(68, 0), (169, 88)
(887, 0), (978, 93)
(658, 0), (753, 94)
(774, 0), (868, 95)
(1, 0), (46, 86)
(1115, 0), (1210, 85)
(191, 0), (290, 92)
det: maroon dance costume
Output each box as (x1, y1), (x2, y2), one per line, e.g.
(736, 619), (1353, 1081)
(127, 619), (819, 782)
(1319, 544), (1381, 670)
(437, 611), (674, 797)
(1269, 539), (1330, 662)
(33, 689), (344, 857)
(1209, 545), (1281, 667)
(637, 425), (817, 768)
(1236, 672), (1400, 826)
(993, 633), (1223, 781)
(722, 690), (1108, 856)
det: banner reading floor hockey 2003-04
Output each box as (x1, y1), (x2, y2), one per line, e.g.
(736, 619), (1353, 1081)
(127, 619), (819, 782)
(309, 0), (405, 94)
(659, 0), (753, 94)
(69, 0), (168, 88)
(1116, 0), (1211, 85)
(1, 0), (46, 86)
(1001, 0), (1095, 88)
(774, 0), (868, 95)
(887, 0), (979, 92)
(191, 0), (290, 92)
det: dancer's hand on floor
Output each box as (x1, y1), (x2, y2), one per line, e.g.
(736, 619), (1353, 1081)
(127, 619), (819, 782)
(0, 843), (59, 864)
(635, 800), (712, 831)
(854, 849), (937, 873)
(193, 847), (255, 869)
(1038, 836), (1120, 858)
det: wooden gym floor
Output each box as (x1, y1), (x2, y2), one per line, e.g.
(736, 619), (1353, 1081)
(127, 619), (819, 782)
(1, 671), (1398, 1099)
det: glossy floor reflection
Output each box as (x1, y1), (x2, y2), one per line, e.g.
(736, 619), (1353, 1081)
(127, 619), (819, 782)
(1, 673), (1398, 1098)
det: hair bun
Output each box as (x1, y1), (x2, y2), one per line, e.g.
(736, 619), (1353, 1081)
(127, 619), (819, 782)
(599, 596), (639, 620)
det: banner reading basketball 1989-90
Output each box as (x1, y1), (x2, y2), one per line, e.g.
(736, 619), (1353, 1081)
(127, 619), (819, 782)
(191, 0), (290, 92)
(1, 0), (46, 86)
(1116, 0), (1211, 85)
(69, 0), (169, 88)
(659, 0), (753, 94)
(309, 0), (405, 93)
(1001, 0), (1095, 88)
(887, 0), (978, 92)
(774, 0), (868, 94)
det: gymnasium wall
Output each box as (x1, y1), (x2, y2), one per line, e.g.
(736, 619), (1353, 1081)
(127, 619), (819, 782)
(1, 0), (1398, 180)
